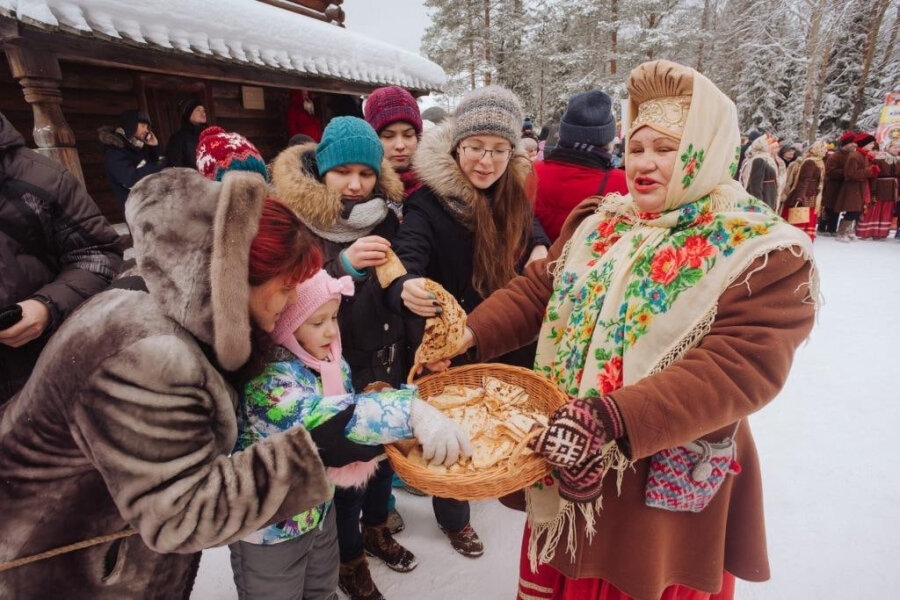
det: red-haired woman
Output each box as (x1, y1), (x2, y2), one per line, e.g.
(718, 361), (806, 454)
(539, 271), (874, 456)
(0, 166), (332, 600)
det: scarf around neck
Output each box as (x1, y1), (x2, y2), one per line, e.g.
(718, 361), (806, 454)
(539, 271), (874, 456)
(304, 196), (389, 243)
(524, 64), (818, 571)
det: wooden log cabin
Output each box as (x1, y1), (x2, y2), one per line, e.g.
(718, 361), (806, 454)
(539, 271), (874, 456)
(0, 0), (444, 222)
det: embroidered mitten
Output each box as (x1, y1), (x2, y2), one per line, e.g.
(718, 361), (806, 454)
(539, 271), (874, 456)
(410, 398), (473, 466)
(529, 396), (624, 467)
(529, 397), (625, 502)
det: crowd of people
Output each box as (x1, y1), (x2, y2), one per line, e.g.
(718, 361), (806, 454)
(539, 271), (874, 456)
(0, 58), (826, 600)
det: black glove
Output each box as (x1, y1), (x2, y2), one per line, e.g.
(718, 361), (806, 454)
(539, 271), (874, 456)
(306, 405), (384, 468)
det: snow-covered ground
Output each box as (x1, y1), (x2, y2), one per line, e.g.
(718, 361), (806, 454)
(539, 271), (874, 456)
(193, 235), (900, 599)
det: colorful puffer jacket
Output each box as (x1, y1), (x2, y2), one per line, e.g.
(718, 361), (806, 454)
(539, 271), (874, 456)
(236, 347), (415, 545)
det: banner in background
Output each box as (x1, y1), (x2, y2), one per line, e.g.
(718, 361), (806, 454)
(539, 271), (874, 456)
(875, 92), (900, 151)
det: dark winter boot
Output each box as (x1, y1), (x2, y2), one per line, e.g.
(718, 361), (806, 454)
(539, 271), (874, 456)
(440, 523), (485, 558)
(386, 507), (405, 534)
(363, 522), (418, 572)
(338, 555), (385, 600)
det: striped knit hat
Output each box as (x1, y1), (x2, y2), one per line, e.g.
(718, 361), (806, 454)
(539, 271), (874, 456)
(451, 85), (523, 149)
(196, 126), (268, 181)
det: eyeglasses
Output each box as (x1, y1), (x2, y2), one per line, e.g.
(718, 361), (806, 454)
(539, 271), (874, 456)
(460, 145), (513, 162)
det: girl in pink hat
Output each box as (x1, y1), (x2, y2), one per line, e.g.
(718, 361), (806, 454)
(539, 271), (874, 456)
(229, 269), (470, 600)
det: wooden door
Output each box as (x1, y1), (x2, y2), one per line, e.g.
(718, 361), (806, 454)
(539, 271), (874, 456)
(138, 74), (210, 154)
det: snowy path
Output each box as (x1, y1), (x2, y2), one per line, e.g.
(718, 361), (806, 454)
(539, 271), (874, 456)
(193, 236), (900, 599)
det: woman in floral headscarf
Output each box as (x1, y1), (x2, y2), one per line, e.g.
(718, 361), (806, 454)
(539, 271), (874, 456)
(440, 60), (817, 600)
(781, 140), (827, 241)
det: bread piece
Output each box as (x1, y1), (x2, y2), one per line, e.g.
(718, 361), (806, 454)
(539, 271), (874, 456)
(375, 249), (408, 288)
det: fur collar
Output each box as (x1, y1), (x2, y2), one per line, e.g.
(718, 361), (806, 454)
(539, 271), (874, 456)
(98, 125), (128, 149)
(412, 120), (532, 209)
(270, 142), (403, 231)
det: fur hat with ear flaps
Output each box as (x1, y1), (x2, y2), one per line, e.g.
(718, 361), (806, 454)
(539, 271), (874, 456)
(126, 168), (265, 371)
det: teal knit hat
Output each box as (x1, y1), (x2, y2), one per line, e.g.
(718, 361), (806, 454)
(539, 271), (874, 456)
(315, 116), (383, 176)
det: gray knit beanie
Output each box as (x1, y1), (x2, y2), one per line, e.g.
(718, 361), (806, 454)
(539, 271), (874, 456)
(451, 85), (523, 149)
(558, 89), (617, 148)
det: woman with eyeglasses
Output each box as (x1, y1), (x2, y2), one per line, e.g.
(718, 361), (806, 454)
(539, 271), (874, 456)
(386, 85), (549, 559)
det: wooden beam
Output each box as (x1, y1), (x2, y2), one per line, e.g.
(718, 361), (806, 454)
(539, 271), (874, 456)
(4, 43), (84, 181)
(0, 19), (433, 95)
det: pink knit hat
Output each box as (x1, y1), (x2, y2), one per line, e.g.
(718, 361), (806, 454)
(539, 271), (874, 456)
(272, 270), (354, 345)
(270, 270), (354, 396)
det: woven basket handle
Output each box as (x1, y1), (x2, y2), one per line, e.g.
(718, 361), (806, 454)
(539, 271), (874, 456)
(407, 363), (424, 384)
(508, 426), (544, 470)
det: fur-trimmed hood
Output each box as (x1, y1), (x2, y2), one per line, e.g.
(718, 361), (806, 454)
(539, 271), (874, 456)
(98, 125), (129, 149)
(270, 142), (403, 231)
(412, 119), (532, 208)
(126, 168), (265, 370)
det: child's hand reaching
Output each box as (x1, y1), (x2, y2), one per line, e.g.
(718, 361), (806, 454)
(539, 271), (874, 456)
(410, 398), (472, 466)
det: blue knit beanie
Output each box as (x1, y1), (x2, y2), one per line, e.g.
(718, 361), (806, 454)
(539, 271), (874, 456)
(316, 117), (383, 176)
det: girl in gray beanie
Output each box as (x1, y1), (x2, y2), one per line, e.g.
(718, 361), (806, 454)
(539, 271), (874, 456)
(385, 85), (551, 558)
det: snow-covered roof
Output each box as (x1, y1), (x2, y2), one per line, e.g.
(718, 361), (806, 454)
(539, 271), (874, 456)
(0, 0), (445, 92)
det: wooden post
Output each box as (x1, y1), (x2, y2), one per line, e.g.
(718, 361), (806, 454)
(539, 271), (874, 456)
(4, 44), (84, 182)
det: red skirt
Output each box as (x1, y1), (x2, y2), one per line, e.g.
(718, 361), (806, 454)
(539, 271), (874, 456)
(517, 525), (736, 600)
(856, 200), (893, 239)
(780, 205), (817, 242)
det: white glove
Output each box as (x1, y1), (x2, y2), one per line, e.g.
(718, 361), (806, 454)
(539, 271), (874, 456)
(410, 398), (473, 466)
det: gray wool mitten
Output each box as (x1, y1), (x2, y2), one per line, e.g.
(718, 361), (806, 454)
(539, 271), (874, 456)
(410, 398), (473, 466)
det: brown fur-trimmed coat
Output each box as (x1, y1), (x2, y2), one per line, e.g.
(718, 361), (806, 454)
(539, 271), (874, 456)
(0, 169), (330, 599)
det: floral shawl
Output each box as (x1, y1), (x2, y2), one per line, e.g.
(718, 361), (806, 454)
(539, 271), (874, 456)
(526, 66), (817, 570)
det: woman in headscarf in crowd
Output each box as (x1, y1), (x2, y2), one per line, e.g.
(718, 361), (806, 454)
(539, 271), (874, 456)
(781, 140), (827, 241)
(440, 60), (817, 600)
(855, 133), (893, 239)
(739, 133), (780, 210)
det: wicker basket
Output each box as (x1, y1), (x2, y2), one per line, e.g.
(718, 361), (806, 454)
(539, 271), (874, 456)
(385, 363), (567, 501)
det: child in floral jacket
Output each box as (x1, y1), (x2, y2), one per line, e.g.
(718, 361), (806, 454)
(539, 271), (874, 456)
(229, 269), (470, 600)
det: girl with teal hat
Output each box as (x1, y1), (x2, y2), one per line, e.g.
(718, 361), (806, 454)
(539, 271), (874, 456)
(270, 116), (415, 600)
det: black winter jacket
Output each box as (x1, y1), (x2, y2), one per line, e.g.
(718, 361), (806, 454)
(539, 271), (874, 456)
(0, 112), (123, 403)
(386, 121), (550, 368)
(98, 126), (164, 211)
(165, 101), (204, 169)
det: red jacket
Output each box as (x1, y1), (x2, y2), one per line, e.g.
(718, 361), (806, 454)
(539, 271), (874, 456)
(533, 159), (628, 241)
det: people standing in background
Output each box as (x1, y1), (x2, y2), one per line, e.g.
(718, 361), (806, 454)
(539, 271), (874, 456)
(874, 139), (900, 238)
(856, 133), (893, 240)
(820, 132), (856, 235)
(533, 89), (628, 242)
(522, 137), (539, 161)
(165, 99), (207, 169)
(835, 132), (878, 242)
(740, 134), (779, 210)
(781, 140), (827, 241)
(98, 109), (164, 215)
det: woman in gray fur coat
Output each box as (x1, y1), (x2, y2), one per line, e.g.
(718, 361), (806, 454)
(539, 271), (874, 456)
(0, 168), (331, 599)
